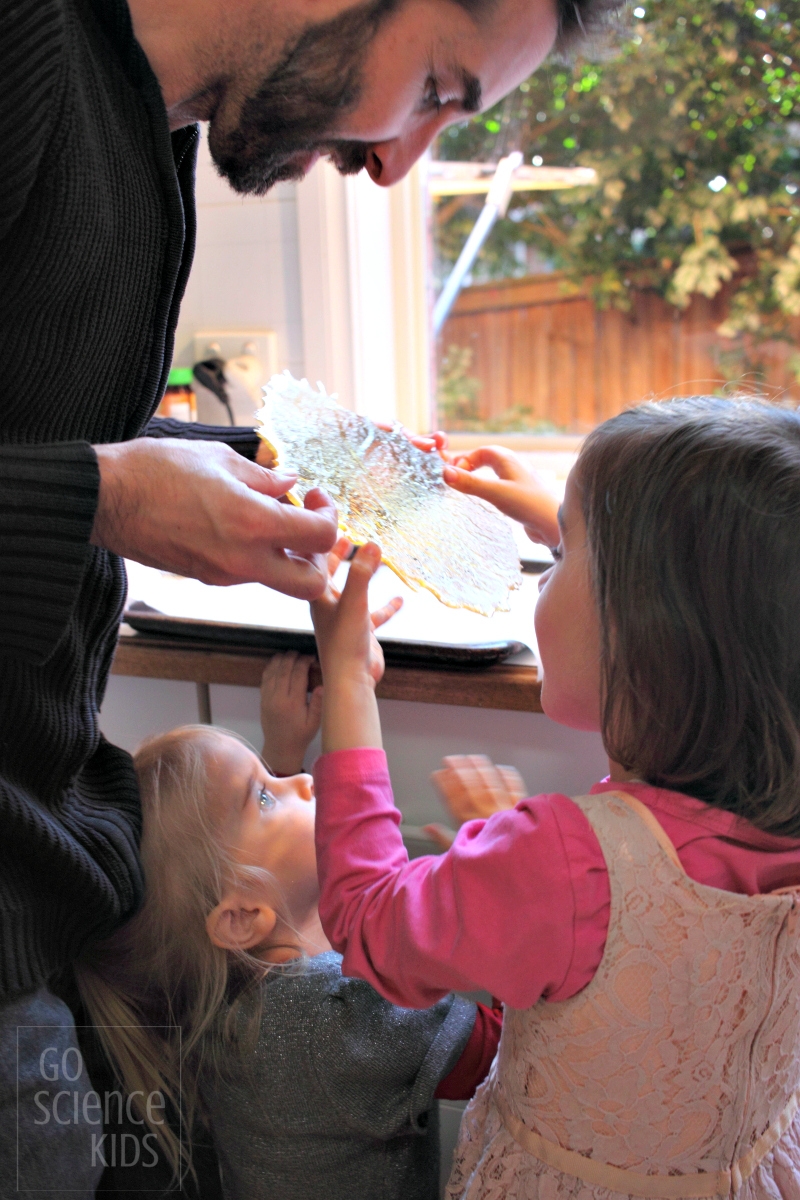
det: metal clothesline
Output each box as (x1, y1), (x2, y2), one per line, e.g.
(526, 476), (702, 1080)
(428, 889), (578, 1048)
(430, 155), (598, 334)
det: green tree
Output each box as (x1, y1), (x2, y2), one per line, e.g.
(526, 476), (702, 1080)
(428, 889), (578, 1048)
(435, 0), (800, 349)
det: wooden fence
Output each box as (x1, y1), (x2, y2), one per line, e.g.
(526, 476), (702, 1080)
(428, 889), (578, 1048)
(438, 273), (800, 432)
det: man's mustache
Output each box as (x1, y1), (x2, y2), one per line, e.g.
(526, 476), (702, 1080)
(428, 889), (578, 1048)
(326, 141), (369, 175)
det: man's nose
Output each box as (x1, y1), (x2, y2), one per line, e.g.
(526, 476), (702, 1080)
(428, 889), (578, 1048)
(364, 119), (443, 187)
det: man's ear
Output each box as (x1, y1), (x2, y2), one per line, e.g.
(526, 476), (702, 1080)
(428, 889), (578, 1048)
(205, 894), (278, 951)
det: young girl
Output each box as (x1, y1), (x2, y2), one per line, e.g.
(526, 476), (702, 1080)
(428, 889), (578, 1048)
(309, 396), (800, 1199)
(76, 601), (502, 1200)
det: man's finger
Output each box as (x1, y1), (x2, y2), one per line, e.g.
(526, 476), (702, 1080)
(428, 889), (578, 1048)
(226, 452), (299, 498)
(269, 492), (339, 555)
(252, 549), (330, 600)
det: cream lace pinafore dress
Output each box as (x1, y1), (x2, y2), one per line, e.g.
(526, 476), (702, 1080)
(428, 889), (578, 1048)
(446, 791), (800, 1200)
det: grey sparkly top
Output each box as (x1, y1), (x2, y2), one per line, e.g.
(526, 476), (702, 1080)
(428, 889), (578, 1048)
(202, 951), (476, 1200)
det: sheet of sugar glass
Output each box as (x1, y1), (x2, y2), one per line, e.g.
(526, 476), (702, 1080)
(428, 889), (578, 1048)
(124, 557), (540, 665)
(258, 377), (523, 616)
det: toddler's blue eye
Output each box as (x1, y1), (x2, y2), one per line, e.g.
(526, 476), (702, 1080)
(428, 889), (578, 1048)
(258, 787), (277, 810)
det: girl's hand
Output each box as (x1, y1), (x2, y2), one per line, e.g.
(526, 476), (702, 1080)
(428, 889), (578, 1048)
(376, 423), (451, 458)
(321, 539), (404, 679)
(424, 754), (526, 847)
(312, 543), (389, 687)
(442, 446), (560, 549)
(260, 653), (322, 776)
(311, 543), (401, 752)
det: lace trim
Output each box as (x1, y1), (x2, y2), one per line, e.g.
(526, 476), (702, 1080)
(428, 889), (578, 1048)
(609, 792), (685, 873)
(495, 1078), (800, 1197)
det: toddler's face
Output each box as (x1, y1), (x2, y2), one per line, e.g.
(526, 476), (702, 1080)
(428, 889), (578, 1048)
(205, 737), (319, 919)
(534, 469), (602, 731)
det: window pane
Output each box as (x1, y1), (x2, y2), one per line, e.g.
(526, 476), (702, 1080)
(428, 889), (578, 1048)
(431, 4), (800, 437)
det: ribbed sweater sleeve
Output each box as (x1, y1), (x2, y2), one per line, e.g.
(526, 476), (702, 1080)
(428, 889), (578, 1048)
(0, 443), (99, 665)
(0, 0), (64, 240)
(144, 416), (260, 461)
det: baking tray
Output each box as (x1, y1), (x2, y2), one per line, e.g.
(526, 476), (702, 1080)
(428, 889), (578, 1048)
(124, 601), (525, 668)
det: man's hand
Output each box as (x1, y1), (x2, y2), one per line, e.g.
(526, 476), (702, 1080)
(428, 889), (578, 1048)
(424, 754), (526, 848)
(260, 653), (322, 776)
(442, 446), (560, 549)
(91, 438), (338, 599)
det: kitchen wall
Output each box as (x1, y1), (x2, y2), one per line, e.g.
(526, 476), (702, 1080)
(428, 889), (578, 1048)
(100, 675), (608, 827)
(170, 127), (305, 388)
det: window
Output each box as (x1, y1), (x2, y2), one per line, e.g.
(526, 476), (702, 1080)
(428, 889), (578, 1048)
(431, 1), (800, 441)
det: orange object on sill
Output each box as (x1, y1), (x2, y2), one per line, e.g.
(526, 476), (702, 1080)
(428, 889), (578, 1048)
(155, 367), (197, 422)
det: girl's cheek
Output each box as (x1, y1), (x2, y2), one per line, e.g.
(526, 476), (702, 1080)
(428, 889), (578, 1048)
(533, 574), (557, 657)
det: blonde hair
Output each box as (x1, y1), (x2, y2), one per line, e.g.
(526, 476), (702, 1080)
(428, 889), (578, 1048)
(76, 725), (281, 1181)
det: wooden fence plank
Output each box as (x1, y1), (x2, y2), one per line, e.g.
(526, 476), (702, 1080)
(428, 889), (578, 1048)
(439, 272), (800, 431)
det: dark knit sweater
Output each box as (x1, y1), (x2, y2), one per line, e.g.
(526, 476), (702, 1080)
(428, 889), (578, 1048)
(0, 0), (258, 998)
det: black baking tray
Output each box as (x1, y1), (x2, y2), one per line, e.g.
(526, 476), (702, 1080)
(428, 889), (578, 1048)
(124, 601), (525, 668)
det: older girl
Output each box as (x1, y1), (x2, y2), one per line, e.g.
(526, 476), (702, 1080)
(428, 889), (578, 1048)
(310, 397), (800, 1199)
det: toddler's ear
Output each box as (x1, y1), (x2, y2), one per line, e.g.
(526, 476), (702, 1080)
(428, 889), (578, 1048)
(206, 894), (277, 951)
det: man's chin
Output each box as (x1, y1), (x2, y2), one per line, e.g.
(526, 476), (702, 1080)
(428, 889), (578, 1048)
(207, 139), (323, 195)
(213, 157), (307, 195)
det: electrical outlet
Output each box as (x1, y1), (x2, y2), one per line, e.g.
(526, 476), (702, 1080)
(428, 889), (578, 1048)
(191, 331), (279, 426)
(191, 331), (278, 378)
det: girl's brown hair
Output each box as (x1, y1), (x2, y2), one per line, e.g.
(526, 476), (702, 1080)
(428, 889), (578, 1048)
(577, 396), (800, 835)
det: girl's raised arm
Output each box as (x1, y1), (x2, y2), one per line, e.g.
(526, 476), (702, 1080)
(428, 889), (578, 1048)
(311, 543), (388, 753)
(311, 553), (606, 1011)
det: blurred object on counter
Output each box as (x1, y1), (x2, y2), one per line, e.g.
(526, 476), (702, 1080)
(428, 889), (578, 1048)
(154, 367), (197, 422)
(192, 357), (235, 426)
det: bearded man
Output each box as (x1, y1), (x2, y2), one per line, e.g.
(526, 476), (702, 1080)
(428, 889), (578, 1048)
(0, 0), (618, 1193)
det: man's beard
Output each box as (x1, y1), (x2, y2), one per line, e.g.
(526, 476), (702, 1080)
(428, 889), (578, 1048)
(207, 0), (401, 195)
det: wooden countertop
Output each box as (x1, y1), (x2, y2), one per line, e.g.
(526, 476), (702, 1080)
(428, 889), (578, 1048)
(112, 627), (543, 713)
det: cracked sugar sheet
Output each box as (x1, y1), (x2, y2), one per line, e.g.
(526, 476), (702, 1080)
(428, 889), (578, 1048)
(256, 373), (522, 617)
(124, 559), (540, 665)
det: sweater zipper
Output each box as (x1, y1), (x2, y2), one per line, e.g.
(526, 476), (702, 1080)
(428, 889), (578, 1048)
(174, 126), (198, 174)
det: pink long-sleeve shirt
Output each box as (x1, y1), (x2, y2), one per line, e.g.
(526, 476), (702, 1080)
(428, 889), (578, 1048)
(313, 748), (800, 1011)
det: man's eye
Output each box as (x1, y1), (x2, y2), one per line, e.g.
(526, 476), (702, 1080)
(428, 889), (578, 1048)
(258, 787), (277, 810)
